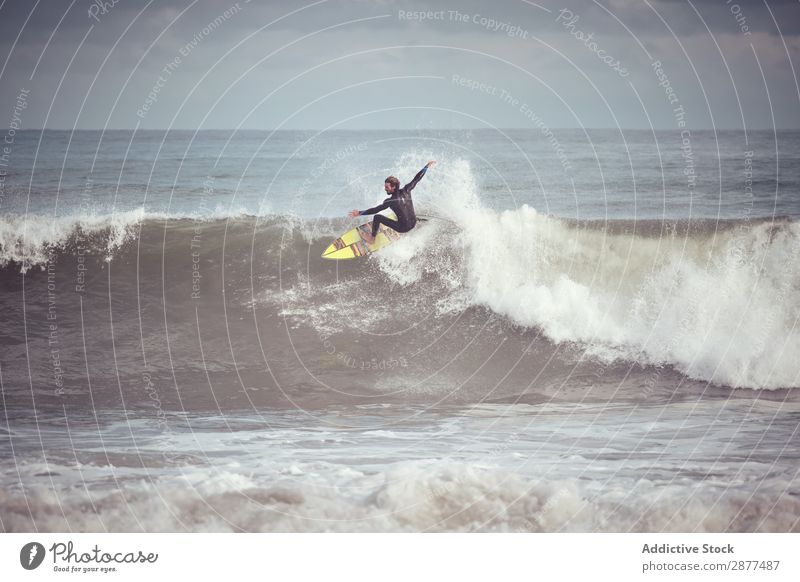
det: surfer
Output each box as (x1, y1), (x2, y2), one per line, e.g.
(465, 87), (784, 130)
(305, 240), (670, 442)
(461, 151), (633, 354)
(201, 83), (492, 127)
(348, 160), (436, 244)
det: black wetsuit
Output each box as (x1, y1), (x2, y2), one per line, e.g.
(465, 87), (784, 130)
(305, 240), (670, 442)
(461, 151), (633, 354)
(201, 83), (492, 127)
(359, 166), (427, 237)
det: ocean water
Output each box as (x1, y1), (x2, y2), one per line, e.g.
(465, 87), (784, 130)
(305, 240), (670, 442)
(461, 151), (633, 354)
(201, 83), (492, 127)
(0, 129), (798, 532)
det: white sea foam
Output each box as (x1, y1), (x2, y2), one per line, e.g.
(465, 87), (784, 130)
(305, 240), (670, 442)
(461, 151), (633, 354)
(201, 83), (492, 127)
(2, 460), (796, 532)
(375, 156), (800, 390)
(0, 206), (267, 270)
(0, 209), (153, 269)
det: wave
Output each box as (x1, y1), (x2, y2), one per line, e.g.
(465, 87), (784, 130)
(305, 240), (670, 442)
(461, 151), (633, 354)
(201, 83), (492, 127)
(2, 160), (798, 392)
(0, 207), (270, 271)
(372, 209), (800, 390)
(2, 460), (796, 532)
(0, 209), (147, 270)
(362, 158), (800, 389)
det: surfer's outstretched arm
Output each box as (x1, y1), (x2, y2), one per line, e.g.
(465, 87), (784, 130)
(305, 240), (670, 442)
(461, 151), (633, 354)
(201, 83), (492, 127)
(350, 199), (390, 217)
(403, 160), (436, 192)
(348, 200), (389, 219)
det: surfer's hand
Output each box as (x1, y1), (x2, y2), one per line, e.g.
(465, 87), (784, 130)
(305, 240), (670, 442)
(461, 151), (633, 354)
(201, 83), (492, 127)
(348, 209), (361, 218)
(426, 160), (437, 168)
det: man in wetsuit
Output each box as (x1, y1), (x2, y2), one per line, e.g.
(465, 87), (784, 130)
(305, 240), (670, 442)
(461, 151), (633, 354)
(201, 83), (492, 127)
(348, 160), (436, 244)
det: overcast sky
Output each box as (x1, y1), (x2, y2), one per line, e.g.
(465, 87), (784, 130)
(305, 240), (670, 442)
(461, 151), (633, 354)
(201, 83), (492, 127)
(1, 0), (798, 129)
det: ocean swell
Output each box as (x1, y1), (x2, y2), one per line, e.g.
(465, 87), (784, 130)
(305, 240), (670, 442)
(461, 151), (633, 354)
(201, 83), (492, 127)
(2, 200), (798, 392)
(376, 206), (800, 390)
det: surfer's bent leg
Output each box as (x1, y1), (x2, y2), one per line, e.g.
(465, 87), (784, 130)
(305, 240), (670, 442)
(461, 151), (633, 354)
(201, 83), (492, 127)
(371, 214), (404, 237)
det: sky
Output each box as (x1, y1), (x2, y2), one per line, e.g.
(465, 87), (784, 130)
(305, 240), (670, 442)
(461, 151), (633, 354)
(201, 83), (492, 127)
(0, 0), (798, 130)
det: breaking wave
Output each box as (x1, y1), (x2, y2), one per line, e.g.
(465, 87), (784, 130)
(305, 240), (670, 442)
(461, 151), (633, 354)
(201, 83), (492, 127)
(2, 161), (798, 392)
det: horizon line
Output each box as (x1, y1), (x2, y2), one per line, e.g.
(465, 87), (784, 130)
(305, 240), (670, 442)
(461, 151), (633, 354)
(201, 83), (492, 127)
(13, 127), (800, 132)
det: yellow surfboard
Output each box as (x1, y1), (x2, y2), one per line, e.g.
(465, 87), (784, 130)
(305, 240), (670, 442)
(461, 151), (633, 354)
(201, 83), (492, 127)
(321, 212), (404, 260)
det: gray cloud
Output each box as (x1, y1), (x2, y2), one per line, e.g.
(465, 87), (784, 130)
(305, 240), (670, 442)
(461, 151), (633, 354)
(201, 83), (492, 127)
(0, 0), (797, 129)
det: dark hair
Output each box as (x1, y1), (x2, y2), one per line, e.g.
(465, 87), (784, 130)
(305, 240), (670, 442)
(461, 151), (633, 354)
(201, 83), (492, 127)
(384, 176), (400, 190)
